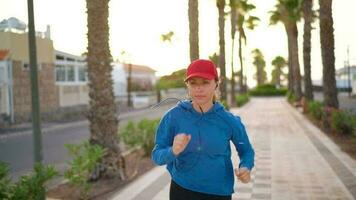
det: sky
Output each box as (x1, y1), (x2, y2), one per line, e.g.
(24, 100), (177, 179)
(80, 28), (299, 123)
(1, 0), (356, 87)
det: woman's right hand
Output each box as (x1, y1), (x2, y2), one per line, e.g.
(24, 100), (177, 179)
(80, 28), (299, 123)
(172, 133), (191, 156)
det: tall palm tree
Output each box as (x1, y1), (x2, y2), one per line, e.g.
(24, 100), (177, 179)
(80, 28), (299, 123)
(271, 56), (287, 87)
(229, 0), (259, 104)
(230, 0), (238, 105)
(270, 0), (303, 101)
(86, 0), (126, 180)
(236, 0), (259, 93)
(160, 31), (174, 43)
(252, 49), (267, 86)
(189, 0), (199, 61)
(302, 0), (314, 101)
(217, 0), (227, 102)
(319, 0), (338, 108)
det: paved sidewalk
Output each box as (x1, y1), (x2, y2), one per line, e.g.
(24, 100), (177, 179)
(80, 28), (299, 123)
(111, 97), (356, 200)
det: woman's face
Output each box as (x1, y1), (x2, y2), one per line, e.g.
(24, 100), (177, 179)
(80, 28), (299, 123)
(186, 77), (216, 105)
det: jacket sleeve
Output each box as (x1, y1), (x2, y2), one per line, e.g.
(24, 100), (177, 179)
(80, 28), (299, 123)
(151, 112), (177, 166)
(231, 116), (255, 170)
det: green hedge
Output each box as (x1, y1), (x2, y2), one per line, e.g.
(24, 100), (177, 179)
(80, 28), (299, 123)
(235, 94), (250, 107)
(249, 84), (287, 96)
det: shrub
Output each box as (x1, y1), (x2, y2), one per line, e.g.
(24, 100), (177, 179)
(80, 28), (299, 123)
(331, 110), (356, 135)
(235, 94), (250, 107)
(0, 162), (57, 200)
(0, 162), (14, 200)
(12, 163), (58, 200)
(308, 101), (324, 120)
(120, 119), (160, 156)
(64, 141), (104, 200)
(249, 84), (287, 96)
(286, 91), (295, 103)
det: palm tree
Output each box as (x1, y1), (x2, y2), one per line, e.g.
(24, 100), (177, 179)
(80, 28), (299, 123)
(302, 0), (314, 101)
(86, 0), (126, 180)
(252, 49), (267, 86)
(229, 0), (259, 104)
(189, 0), (199, 61)
(160, 31), (174, 43)
(271, 56), (287, 87)
(230, 0), (238, 105)
(270, 0), (303, 101)
(319, 0), (338, 108)
(217, 0), (227, 102)
(236, 0), (259, 93)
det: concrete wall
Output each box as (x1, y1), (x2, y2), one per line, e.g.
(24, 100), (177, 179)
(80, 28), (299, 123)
(0, 31), (60, 123)
(58, 84), (89, 107)
(12, 61), (59, 122)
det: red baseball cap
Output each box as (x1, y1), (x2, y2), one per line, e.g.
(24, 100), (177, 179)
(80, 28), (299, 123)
(185, 59), (218, 82)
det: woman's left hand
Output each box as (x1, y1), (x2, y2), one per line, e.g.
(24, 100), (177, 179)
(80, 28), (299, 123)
(234, 167), (251, 183)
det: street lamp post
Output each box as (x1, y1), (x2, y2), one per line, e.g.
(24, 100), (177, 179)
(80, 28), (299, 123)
(347, 46), (351, 98)
(127, 63), (132, 107)
(27, 0), (43, 164)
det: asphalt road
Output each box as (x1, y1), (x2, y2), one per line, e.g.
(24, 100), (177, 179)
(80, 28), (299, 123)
(313, 91), (356, 114)
(0, 103), (174, 180)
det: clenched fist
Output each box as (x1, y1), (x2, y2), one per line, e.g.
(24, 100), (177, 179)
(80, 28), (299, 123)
(235, 167), (251, 183)
(172, 133), (191, 156)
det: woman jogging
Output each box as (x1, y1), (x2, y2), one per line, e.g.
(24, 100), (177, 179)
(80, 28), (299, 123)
(152, 59), (255, 200)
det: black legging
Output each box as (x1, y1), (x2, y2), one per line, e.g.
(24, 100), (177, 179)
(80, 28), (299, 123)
(169, 180), (232, 200)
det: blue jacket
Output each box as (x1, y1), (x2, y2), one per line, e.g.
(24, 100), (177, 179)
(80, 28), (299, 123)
(151, 100), (255, 196)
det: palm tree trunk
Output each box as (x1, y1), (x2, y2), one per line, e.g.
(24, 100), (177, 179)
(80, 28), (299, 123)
(86, 0), (126, 180)
(276, 68), (281, 86)
(286, 29), (294, 93)
(230, 0), (237, 105)
(230, 37), (236, 105)
(217, 0), (227, 102)
(189, 0), (199, 61)
(285, 23), (302, 100)
(319, 0), (338, 108)
(238, 34), (244, 93)
(289, 22), (302, 101)
(303, 0), (314, 101)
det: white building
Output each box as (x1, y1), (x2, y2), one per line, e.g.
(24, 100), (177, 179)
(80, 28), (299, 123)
(336, 66), (356, 94)
(112, 63), (127, 97)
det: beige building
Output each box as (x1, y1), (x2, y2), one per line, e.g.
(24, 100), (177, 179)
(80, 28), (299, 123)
(0, 18), (158, 125)
(0, 31), (59, 124)
(54, 50), (89, 107)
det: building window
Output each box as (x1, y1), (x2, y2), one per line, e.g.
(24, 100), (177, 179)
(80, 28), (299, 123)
(66, 57), (75, 62)
(55, 62), (88, 83)
(78, 65), (87, 82)
(55, 65), (66, 82)
(66, 65), (75, 82)
(56, 55), (64, 60)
